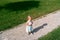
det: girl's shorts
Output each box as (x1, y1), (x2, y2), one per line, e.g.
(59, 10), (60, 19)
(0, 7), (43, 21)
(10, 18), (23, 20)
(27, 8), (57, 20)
(26, 26), (33, 33)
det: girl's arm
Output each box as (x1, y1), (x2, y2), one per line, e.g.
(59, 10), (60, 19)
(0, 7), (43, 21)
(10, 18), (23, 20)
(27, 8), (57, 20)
(26, 21), (28, 26)
(32, 21), (33, 24)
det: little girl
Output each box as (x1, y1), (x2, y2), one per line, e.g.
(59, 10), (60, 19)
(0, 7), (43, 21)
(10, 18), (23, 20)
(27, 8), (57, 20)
(26, 16), (33, 35)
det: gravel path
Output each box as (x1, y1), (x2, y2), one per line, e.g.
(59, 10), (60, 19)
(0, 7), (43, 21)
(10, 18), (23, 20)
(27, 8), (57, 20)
(1, 10), (60, 40)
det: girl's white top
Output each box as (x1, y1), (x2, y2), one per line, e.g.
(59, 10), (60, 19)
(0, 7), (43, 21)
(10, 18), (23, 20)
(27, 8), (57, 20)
(27, 20), (33, 26)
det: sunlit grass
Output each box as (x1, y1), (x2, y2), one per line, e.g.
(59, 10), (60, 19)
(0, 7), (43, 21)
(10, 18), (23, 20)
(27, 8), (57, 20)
(0, 0), (60, 31)
(38, 26), (60, 40)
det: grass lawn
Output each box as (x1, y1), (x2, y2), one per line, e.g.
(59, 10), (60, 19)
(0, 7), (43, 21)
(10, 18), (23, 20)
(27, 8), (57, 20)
(38, 26), (60, 40)
(0, 0), (60, 31)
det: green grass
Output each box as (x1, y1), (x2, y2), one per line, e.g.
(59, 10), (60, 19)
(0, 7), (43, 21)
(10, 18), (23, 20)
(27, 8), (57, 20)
(38, 26), (60, 40)
(0, 0), (60, 31)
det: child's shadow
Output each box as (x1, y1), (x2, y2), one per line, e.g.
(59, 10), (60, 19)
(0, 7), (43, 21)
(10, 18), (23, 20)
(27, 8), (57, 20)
(32, 23), (47, 34)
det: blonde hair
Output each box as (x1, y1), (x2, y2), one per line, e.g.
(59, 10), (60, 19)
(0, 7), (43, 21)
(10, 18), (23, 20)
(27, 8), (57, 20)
(28, 15), (32, 20)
